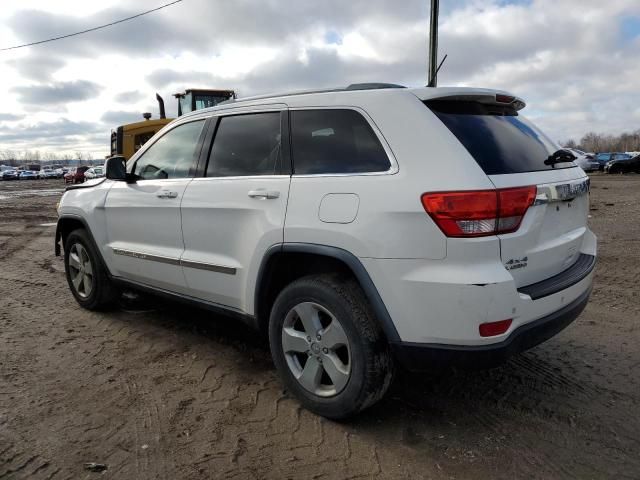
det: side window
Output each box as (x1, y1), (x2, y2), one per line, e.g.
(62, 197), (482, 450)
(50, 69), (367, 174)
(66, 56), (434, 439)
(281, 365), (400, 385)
(206, 112), (282, 177)
(133, 120), (205, 180)
(291, 109), (391, 175)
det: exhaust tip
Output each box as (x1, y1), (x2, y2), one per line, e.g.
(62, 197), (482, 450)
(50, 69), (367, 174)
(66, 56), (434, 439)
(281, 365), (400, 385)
(156, 93), (166, 119)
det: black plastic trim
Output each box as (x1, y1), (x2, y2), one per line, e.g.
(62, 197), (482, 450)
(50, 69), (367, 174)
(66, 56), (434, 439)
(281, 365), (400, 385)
(255, 243), (401, 342)
(111, 277), (258, 330)
(191, 116), (214, 177)
(391, 286), (592, 371)
(280, 110), (292, 175)
(54, 216), (110, 277)
(194, 116), (217, 177)
(517, 254), (596, 300)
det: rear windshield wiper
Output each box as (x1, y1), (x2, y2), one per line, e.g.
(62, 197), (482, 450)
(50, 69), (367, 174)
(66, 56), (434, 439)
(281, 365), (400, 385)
(544, 149), (576, 167)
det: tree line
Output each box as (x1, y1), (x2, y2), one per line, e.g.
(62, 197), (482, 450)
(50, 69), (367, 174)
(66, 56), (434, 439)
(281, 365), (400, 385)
(562, 129), (640, 154)
(0, 150), (94, 166)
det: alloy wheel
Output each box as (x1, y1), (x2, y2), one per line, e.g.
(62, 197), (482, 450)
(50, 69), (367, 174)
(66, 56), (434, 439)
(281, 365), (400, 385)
(68, 243), (94, 298)
(281, 302), (351, 397)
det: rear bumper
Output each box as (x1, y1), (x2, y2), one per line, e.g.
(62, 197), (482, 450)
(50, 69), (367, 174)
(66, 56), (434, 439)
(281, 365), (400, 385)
(517, 253), (595, 300)
(391, 286), (591, 371)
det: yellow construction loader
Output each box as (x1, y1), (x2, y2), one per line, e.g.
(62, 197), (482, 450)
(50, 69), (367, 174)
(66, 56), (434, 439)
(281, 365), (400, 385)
(109, 88), (236, 160)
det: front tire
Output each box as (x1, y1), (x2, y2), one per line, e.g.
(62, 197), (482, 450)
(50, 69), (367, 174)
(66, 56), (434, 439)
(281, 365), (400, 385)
(269, 274), (394, 419)
(64, 229), (118, 310)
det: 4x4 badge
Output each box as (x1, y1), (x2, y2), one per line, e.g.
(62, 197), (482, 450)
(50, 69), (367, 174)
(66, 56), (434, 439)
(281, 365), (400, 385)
(505, 256), (528, 270)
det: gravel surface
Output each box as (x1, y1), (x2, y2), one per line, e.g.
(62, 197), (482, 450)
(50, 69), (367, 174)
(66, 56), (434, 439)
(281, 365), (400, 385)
(1, 175), (639, 479)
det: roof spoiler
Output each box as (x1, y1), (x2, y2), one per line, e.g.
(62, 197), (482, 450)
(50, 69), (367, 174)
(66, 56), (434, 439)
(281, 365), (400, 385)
(423, 92), (526, 111)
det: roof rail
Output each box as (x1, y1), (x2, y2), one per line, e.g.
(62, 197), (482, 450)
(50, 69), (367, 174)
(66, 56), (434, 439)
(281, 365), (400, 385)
(218, 82), (408, 106)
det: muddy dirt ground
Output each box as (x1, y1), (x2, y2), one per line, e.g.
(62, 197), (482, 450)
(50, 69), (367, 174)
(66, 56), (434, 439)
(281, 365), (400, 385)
(1, 175), (639, 479)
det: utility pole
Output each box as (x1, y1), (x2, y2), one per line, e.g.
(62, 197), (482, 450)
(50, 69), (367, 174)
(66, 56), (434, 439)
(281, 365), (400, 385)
(427, 0), (439, 87)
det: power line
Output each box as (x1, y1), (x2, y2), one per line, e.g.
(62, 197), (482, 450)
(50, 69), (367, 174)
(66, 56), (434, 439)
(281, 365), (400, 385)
(0, 0), (184, 52)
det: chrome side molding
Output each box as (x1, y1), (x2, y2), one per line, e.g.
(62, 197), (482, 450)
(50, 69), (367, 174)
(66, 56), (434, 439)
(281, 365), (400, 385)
(180, 259), (237, 275)
(112, 248), (181, 266)
(112, 248), (237, 275)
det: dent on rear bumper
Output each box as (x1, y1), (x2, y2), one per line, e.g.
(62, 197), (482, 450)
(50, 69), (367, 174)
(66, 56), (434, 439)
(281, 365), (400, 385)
(391, 286), (592, 371)
(361, 254), (595, 346)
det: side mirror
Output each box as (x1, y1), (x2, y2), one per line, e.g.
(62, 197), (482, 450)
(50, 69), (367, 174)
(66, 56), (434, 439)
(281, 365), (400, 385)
(105, 156), (127, 181)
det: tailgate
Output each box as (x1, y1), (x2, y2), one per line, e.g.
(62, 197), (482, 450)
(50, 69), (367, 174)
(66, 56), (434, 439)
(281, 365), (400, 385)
(490, 169), (590, 287)
(424, 94), (592, 288)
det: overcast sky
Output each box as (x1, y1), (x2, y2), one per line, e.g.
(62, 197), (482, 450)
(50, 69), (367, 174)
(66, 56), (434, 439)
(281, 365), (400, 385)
(1, 0), (639, 158)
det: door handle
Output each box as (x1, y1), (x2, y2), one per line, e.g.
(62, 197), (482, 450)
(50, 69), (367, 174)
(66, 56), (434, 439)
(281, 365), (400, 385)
(157, 190), (178, 199)
(248, 189), (280, 199)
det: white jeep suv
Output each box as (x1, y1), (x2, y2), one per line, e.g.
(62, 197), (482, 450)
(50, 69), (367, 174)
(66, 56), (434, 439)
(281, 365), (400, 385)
(55, 84), (596, 419)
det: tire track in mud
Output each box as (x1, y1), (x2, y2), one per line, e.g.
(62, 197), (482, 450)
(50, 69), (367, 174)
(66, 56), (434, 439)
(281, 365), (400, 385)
(0, 439), (60, 480)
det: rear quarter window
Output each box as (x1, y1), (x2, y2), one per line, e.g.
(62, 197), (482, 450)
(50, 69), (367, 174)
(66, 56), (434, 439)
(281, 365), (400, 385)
(291, 109), (391, 175)
(426, 100), (573, 175)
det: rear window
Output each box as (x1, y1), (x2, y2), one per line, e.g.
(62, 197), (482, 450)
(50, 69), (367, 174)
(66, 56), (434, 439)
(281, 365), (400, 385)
(426, 100), (573, 175)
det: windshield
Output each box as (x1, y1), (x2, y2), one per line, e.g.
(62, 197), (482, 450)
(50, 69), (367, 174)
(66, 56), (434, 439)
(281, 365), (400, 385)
(426, 100), (573, 175)
(193, 93), (233, 110)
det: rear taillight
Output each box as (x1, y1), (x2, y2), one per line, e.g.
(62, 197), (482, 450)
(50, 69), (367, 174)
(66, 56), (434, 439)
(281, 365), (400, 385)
(421, 186), (536, 237)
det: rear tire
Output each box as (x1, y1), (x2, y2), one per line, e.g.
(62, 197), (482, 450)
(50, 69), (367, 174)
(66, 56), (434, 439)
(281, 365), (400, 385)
(269, 274), (394, 419)
(64, 229), (119, 310)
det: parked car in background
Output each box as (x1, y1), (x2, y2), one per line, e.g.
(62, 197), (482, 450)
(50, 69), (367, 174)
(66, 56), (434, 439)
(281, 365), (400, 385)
(563, 148), (599, 172)
(64, 166), (89, 184)
(38, 168), (59, 179)
(605, 154), (640, 174)
(1, 169), (19, 181)
(594, 153), (632, 171)
(54, 168), (65, 178)
(63, 168), (75, 183)
(19, 170), (38, 180)
(84, 166), (105, 180)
